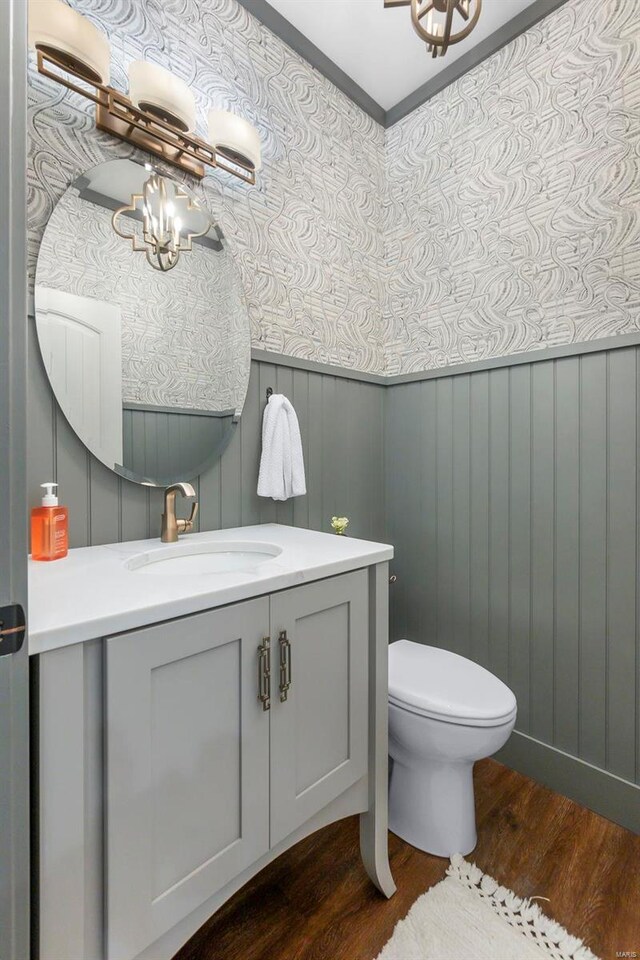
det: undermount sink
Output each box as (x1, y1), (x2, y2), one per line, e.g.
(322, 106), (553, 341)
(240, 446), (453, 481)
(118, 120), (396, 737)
(125, 540), (282, 575)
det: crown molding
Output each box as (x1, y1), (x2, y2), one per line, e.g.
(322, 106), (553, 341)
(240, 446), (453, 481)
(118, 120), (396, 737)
(386, 0), (571, 126)
(235, 0), (386, 125)
(238, 0), (571, 128)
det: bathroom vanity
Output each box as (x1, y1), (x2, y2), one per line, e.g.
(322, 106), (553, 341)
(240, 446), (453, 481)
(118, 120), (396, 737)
(30, 524), (395, 960)
(29, 153), (396, 960)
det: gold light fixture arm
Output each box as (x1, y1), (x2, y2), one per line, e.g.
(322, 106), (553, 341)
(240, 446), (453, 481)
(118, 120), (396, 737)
(36, 49), (256, 183)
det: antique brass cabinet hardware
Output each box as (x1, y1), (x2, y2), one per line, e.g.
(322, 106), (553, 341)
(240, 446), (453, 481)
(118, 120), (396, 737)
(278, 630), (292, 702)
(258, 636), (271, 711)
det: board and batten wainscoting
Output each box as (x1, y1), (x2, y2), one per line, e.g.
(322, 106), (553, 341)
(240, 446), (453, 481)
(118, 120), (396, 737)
(386, 343), (640, 833)
(27, 320), (386, 549)
(28, 312), (640, 832)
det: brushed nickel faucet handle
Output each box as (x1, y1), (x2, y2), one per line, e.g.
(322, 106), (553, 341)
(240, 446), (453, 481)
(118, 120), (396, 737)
(161, 483), (198, 543)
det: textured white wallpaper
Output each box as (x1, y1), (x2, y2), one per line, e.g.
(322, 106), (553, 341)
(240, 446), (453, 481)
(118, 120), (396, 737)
(27, 0), (639, 377)
(28, 0), (387, 375)
(383, 0), (640, 374)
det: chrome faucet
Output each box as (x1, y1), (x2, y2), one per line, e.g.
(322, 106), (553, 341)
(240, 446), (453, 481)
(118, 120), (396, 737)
(161, 482), (199, 543)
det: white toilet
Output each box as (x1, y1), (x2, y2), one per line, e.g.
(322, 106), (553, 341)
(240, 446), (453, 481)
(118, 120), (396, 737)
(388, 640), (517, 858)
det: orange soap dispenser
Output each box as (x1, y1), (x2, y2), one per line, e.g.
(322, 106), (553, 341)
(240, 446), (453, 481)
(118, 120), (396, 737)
(31, 482), (68, 561)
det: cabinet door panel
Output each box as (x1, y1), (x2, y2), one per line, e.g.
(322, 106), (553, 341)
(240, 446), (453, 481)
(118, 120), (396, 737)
(270, 570), (368, 846)
(105, 599), (269, 960)
(150, 642), (241, 898)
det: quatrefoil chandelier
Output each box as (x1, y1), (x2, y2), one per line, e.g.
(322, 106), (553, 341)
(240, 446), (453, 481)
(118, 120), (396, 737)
(385, 0), (482, 58)
(112, 170), (210, 272)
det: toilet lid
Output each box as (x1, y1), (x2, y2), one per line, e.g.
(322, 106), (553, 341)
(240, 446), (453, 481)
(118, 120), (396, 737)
(388, 640), (517, 726)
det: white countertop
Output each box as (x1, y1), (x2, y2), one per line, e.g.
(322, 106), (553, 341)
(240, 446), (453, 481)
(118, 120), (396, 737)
(28, 524), (393, 655)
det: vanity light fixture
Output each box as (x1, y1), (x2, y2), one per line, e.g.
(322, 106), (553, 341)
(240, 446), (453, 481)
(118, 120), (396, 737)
(208, 109), (262, 173)
(28, 0), (111, 84)
(28, 0), (260, 183)
(384, 0), (482, 58)
(111, 169), (210, 272)
(128, 61), (197, 134)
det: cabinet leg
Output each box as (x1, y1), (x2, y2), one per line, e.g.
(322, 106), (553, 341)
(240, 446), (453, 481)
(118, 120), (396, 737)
(361, 562), (396, 898)
(359, 806), (396, 898)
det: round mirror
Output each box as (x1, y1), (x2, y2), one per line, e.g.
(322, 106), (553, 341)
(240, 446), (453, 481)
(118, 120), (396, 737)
(34, 158), (251, 486)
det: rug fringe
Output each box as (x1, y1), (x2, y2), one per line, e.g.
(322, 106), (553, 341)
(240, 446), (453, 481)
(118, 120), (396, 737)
(446, 855), (599, 960)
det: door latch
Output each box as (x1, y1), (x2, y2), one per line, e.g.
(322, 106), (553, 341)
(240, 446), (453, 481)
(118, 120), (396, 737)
(0, 604), (26, 656)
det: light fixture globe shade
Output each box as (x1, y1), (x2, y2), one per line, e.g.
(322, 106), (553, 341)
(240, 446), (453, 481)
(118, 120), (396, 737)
(128, 61), (196, 133)
(28, 0), (111, 85)
(208, 109), (262, 172)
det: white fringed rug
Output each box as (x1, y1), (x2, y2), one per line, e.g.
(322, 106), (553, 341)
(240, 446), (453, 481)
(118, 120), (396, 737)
(376, 855), (600, 960)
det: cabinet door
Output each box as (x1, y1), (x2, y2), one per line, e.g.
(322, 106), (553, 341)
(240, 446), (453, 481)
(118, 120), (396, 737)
(105, 598), (270, 960)
(270, 570), (369, 846)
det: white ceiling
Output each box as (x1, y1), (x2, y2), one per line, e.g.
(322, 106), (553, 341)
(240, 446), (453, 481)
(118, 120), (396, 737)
(266, 0), (539, 110)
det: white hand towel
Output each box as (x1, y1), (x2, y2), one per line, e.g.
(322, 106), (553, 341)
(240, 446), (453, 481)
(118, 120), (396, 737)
(257, 394), (306, 501)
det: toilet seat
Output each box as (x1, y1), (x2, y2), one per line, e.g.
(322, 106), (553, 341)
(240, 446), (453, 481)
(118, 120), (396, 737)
(389, 640), (517, 728)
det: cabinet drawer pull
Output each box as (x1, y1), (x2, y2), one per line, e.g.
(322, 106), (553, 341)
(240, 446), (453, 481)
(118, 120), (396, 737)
(278, 630), (292, 702)
(258, 637), (271, 711)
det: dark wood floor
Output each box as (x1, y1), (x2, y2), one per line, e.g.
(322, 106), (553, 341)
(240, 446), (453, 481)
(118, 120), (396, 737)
(174, 759), (640, 960)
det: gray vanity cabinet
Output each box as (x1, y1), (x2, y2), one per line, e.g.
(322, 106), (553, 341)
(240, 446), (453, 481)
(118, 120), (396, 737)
(104, 570), (369, 960)
(36, 562), (394, 960)
(269, 570), (368, 845)
(105, 597), (270, 960)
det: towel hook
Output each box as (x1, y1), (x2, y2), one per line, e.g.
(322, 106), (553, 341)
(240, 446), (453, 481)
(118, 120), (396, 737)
(266, 387), (273, 400)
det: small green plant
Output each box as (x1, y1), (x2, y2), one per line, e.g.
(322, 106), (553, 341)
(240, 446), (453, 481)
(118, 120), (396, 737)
(331, 516), (350, 536)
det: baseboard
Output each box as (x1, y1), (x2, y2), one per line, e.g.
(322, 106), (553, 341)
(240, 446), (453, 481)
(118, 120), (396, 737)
(495, 730), (640, 835)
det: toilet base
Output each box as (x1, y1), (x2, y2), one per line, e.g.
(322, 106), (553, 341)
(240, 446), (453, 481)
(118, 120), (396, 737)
(388, 757), (477, 857)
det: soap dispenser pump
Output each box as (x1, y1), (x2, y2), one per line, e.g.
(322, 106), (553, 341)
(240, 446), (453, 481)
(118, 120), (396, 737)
(31, 482), (68, 561)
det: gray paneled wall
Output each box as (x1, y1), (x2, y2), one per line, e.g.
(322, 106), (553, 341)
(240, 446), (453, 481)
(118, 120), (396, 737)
(121, 407), (235, 484)
(29, 307), (640, 820)
(27, 320), (385, 548)
(386, 346), (640, 788)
